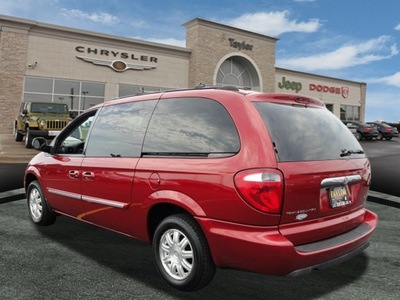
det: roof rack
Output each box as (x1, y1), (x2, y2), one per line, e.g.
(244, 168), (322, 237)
(112, 84), (241, 100)
(194, 83), (240, 91)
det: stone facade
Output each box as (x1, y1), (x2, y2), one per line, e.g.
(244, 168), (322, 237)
(184, 18), (277, 91)
(0, 24), (29, 133)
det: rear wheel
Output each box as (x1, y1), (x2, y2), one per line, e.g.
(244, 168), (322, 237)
(355, 132), (362, 141)
(27, 180), (56, 226)
(153, 214), (216, 291)
(385, 137), (392, 140)
(377, 133), (383, 140)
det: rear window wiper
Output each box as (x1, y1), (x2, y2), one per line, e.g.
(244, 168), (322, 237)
(340, 149), (365, 157)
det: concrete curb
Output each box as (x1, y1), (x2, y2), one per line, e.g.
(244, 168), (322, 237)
(0, 188), (25, 204)
(367, 190), (400, 209)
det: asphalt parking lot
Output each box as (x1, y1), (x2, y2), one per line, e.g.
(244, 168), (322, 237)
(0, 134), (399, 299)
(1, 200), (398, 300)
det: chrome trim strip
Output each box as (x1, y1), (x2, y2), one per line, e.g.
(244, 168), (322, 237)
(48, 188), (81, 200)
(321, 175), (362, 188)
(47, 188), (127, 209)
(81, 195), (127, 209)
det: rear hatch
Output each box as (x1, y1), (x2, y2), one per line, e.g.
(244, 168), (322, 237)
(252, 96), (370, 245)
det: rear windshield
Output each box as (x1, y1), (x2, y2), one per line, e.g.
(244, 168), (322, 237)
(253, 102), (366, 162)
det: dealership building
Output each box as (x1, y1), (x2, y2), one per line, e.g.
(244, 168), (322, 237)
(0, 14), (366, 134)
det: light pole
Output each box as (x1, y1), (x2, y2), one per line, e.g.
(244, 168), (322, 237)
(81, 91), (88, 114)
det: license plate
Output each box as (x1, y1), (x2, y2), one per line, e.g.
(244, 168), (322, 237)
(329, 186), (350, 208)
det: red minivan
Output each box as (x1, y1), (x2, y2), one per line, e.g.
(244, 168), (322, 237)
(25, 87), (378, 291)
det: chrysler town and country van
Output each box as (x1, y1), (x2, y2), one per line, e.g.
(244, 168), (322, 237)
(25, 87), (378, 291)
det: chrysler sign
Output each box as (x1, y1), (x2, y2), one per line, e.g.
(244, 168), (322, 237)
(75, 46), (158, 72)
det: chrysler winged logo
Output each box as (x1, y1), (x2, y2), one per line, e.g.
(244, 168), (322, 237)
(76, 56), (156, 72)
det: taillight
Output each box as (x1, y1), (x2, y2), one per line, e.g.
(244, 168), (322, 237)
(385, 127), (391, 132)
(234, 169), (284, 214)
(364, 127), (371, 131)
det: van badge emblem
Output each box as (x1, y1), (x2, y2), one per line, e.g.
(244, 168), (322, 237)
(296, 213), (308, 221)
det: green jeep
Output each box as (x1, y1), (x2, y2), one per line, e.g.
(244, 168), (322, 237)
(14, 102), (72, 148)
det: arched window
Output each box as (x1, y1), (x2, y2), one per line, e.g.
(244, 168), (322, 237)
(216, 56), (260, 91)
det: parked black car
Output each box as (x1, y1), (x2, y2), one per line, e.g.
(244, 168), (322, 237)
(343, 121), (378, 141)
(366, 122), (396, 140)
(391, 126), (399, 137)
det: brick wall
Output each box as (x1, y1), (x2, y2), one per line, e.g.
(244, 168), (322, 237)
(185, 19), (277, 92)
(0, 29), (28, 134)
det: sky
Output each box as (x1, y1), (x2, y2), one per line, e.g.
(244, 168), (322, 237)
(1, 0), (400, 122)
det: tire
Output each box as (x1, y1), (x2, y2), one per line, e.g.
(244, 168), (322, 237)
(153, 214), (216, 291)
(355, 132), (362, 141)
(14, 124), (23, 142)
(377, 133), (383, 140)
(27, 180), (56, 226)
(385, 137), (392, 140)
(25, 127), (33, 148)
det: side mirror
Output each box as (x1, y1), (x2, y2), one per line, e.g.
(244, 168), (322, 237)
(32, 137), (51, 153)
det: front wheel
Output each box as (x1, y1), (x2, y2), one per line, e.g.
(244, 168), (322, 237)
(14, 124), (23, 142)
(25, 127), (33, 148)
(153, 214), (216, 291)
(377, 133), (383, 140)
(27, 180), (56, 226)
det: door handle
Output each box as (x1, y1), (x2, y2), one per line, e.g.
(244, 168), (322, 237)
(82, 171), (95, 181)
(68, 170), (80, 179)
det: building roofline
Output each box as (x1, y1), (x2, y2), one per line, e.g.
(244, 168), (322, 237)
(183, 18), (279, 43)
(275, 66), (367, 86)
(0, 14), (191, 55)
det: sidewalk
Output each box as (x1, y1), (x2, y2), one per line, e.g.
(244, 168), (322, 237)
(0, 134), (37, 163)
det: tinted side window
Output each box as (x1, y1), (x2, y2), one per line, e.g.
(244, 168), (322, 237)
(54, 111), (96, 155)
(143, 98), (240, 156)
(253, 102), (365, 162)
(85, 100), (157, 157)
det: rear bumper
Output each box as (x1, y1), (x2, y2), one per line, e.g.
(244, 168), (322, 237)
(198, 209), (378, 276)
(287, 241), (370, 276)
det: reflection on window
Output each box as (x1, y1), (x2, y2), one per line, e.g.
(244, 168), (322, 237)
(143, 98), (240, 156)
(56, 113), (96, 155)
(340, 105), (360, 121)
(24, 77), (53, 93)
(24, 76), (105, 113)
(85, 100), (157, 157)
(254, 102), (365, 162)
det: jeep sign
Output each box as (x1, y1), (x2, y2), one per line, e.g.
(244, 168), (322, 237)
(278, 77), (302, 93)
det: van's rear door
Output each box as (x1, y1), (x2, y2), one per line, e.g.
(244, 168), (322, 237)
(251, 98), (370, 245)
